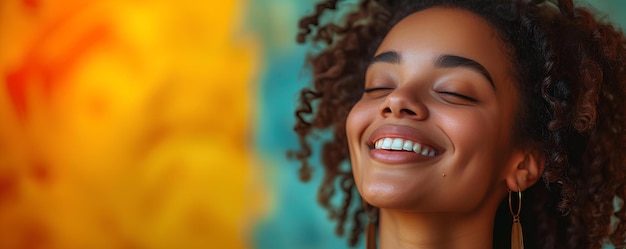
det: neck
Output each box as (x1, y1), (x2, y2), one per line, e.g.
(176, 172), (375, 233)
(377, 208), (495, 249)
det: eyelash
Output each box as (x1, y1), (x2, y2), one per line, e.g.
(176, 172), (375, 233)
(438, 91), (478, 102)
(363, 87), (393, 93)
(363, 88), (478, 103)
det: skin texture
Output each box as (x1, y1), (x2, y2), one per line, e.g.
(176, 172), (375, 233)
(346, 7), (544, 248)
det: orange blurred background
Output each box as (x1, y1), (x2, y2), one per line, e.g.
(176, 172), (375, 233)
(0, 0), (264, 248)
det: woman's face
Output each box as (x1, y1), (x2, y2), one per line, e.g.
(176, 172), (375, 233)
(346, 7), (521, 212)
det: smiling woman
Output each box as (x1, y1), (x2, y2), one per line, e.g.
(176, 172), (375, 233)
(292, 0), (626, 249)
(348, 8), (523, 224)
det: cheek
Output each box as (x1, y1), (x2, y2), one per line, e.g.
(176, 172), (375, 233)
(345, 100), (373, 186)
(439, 109), (495, 149)
(435, 109), (509, 207)
(437, 107), (513, 173)
(346, 100), (372, 145)
(437, 106), (515, 185)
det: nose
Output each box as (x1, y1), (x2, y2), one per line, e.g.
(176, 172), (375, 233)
(379, 87), (429, 120)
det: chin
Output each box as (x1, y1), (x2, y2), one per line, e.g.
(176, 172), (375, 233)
(359, 182), (423, 210)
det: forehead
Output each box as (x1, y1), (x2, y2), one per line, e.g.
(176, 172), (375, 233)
(375, 7), (512, 84)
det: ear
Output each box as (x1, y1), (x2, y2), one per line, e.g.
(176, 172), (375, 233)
(505, 149), (545, 191)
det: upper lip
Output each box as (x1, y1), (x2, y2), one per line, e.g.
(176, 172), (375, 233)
(367, 124), (444, 154)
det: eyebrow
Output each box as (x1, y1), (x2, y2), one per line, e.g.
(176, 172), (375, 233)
(369, 51), (496, 90)
(434, 54), (495, 89)
(370, 51), (401, 64)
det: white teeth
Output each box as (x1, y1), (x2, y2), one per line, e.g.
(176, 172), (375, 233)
(413, 143), (421, 154)
(391, 138), (404, 150)
(374, 137), (437, 157)
(381, 138), (393, 149)
(402, 141), (413, 151)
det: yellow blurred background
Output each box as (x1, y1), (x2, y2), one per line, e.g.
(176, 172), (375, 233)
(0, 0), (264, 248)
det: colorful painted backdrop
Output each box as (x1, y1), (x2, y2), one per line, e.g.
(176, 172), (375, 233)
(0, 0), (624, 249)
(1, 0), (263, 248)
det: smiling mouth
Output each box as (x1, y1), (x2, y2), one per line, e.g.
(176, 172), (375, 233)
(374, 137), (438, 157)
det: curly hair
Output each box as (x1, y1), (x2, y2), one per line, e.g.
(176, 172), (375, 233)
(290, 0), (626, 248)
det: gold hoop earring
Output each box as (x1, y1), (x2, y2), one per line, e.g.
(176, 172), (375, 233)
(363, 200), (378, 249)
(509, 189), (524, 249)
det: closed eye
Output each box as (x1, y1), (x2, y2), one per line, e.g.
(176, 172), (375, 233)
(363, 87), (393, 98)
(438, 91), (478, 103)
(364, 87), (393, 93)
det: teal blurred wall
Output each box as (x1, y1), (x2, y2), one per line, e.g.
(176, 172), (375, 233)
(250, 1), (626, 248)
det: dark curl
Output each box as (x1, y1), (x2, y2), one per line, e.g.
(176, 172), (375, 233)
(290, 0), (626, 248)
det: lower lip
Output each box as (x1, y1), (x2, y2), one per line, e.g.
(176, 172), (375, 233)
(369, 149), (438, 164)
